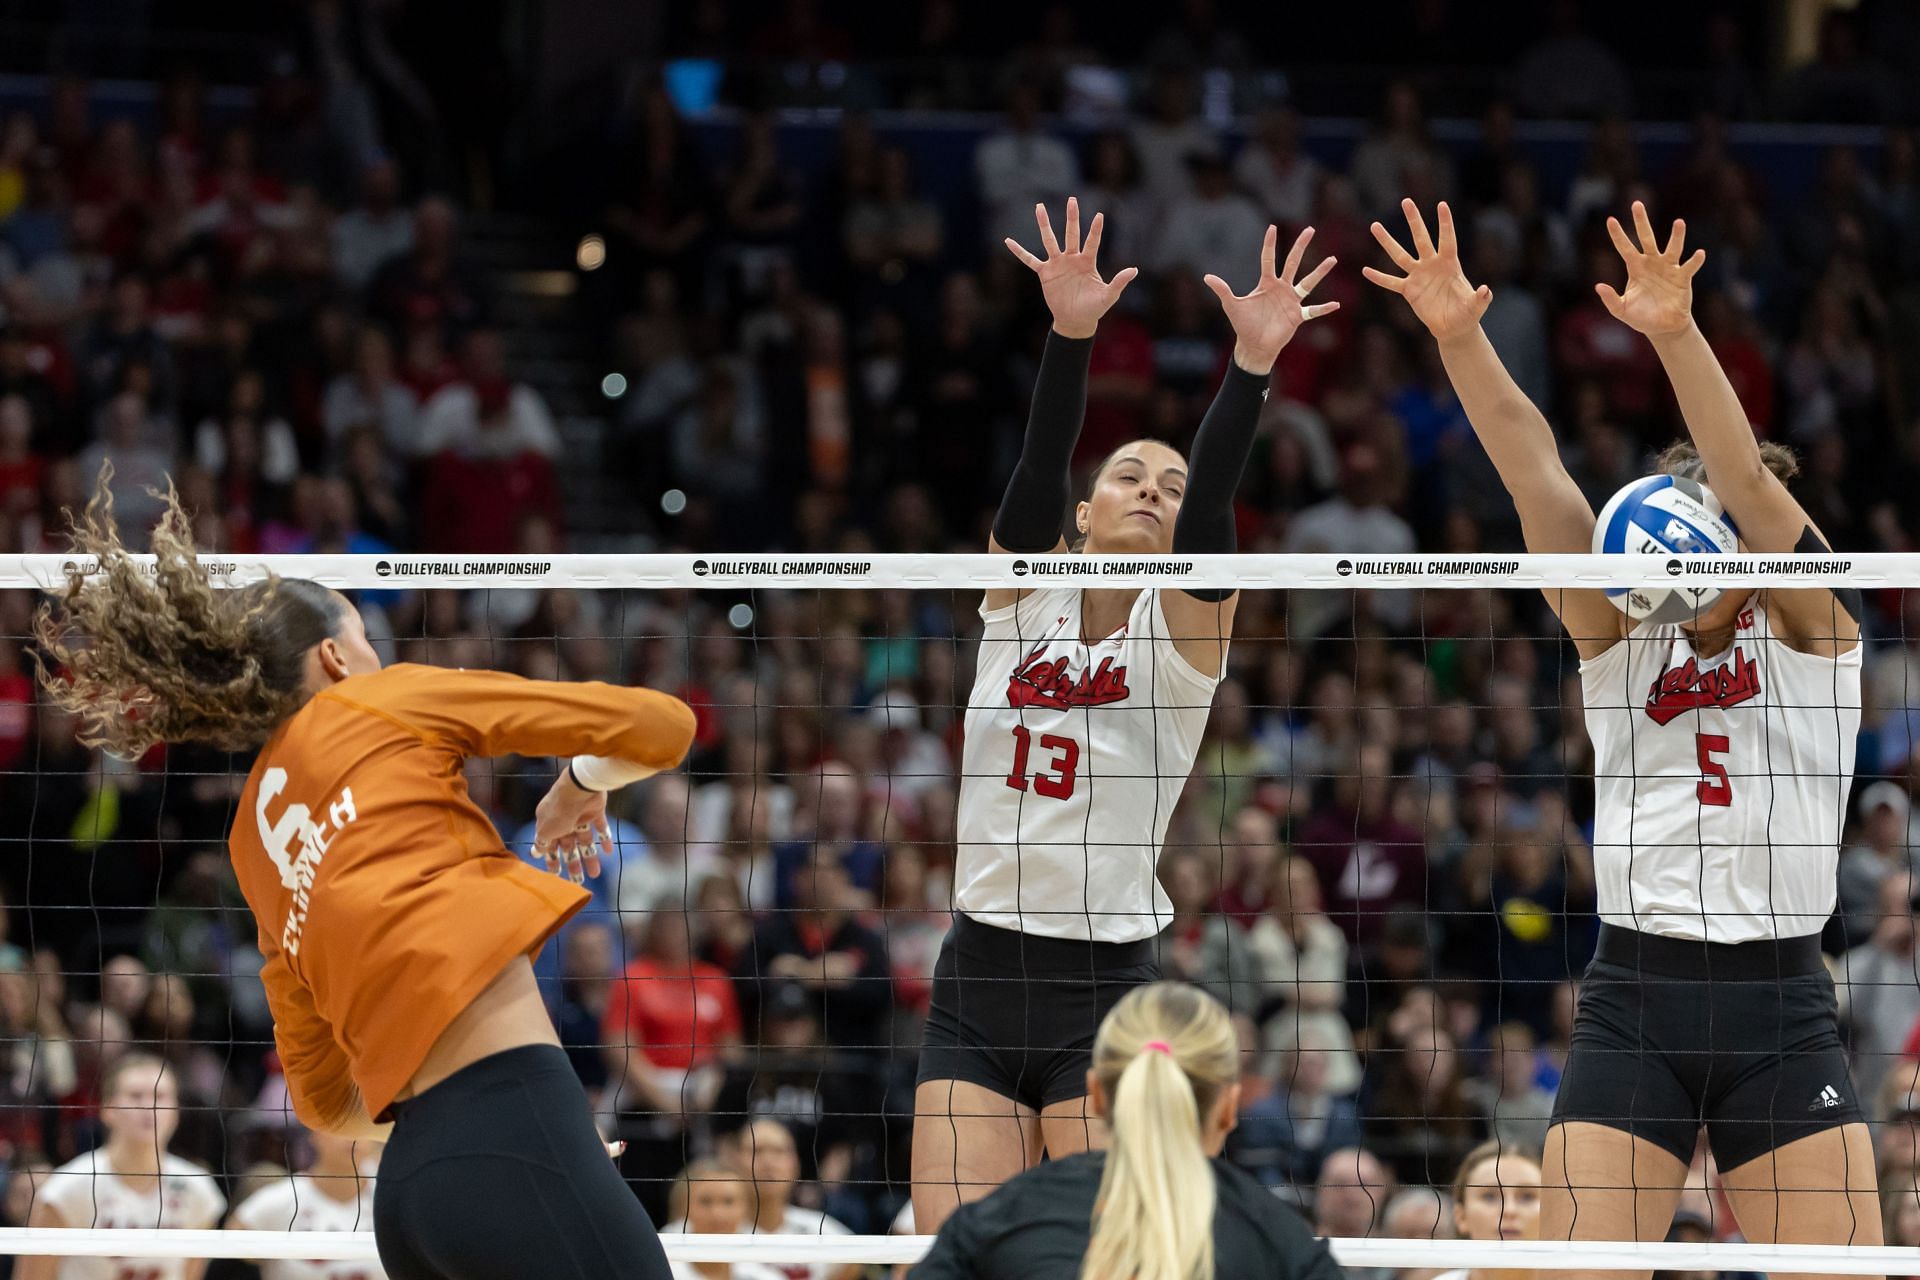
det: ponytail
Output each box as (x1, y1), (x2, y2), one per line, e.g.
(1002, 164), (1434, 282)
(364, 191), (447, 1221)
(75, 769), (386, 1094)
(35, 470), (347, 758)
(1082, 982), (1238, 1280)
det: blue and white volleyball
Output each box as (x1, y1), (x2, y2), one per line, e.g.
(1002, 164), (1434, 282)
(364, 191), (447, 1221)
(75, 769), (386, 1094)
(1594, 474), (1740, 624)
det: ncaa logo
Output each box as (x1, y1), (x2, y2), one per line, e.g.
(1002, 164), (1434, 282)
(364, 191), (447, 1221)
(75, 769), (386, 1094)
(1336, 559), (1354, 577)
(692, 559), (710, 577)
(1665, 559), (1684, 577)
(1012, 560), (1029, 577)
(375, 560), (392, 578)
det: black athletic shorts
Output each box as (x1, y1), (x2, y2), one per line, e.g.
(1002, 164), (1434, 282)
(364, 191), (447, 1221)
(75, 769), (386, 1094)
(1551, 925), (1864, 1171)
(374, 1044), (671, 1280)
(917, 914), (1161, 1112)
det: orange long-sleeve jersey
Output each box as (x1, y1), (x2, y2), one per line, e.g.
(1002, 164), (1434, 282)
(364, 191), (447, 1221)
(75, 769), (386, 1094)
(227, 663), (697, 1130)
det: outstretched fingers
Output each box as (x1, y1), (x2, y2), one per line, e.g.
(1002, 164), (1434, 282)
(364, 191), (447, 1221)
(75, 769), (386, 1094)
(1280, 225), (1312, 286)
(1361, 265), (1407, 293)
(1303, 300), (1342, 320)
(1665, 217), (1687, 262)
(1436, 201), (1460, 259)
(1064, 196), (1081, 255)
(1370, 221), (1417, 271)
(1630, 200), (1659, 255)
(1083, 210), (1105, 262)
(1297, 254), (1337, 297)
(1036, 203), (1061, 257)
(1402, 198), (1436, 257)
(1202, 273), (1237, 305)
(1605, 215), (1636, 263)
(1004, 237), (1044, 271)
(1104, 265), (1141, 301)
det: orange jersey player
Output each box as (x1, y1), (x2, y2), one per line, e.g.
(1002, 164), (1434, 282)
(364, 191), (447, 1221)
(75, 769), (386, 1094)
(38, 479), (693, 1280)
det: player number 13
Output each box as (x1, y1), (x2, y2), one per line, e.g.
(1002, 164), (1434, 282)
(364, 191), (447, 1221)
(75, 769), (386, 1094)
(1007, 726), (1079, 800)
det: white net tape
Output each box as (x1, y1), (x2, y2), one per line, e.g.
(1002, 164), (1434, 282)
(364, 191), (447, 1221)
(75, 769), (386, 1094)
(2, 1229), (1919, 1271)
(3, 550), (1900, 1274)
(0, 550), (1891, 590)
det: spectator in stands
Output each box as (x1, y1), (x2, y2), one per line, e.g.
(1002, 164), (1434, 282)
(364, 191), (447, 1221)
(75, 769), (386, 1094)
(1078, 132), (1151, 271)
(974, 83), (1079, 255)
(1236, 107), (1322, 231)
(368, 195), (487, 336)
(1381, 1185), (1450, 1243)
(1150, 152), (1267, 293)
(332, 157), (413, 292)
(1512, 0), (1633, 120)
(1282, 442), (1416, 639)
(78, 273), (176, 414)
(550, 921), (616, 1108)
(1314, 1146), (1394, 1242)
(414, 327), (558, 460)
(1839, 781), (1920, 946)
(717, 1117), (858, 1280)
(739, 845), (891, 1056)
(1350, 82), (1452, 219)
(605, 82), (712, 305)
(616, 774), (721, 923)
(1297, 743), (1426, 949)
(665, 1156), (787, 1280)
(603, 905), (740, 1116)
(1234, 1028), (1365, 1189)
(1470, 1023), (1556, 1153)
(1366, 1021), (1485, 1186)
(76, 390), (173, 535)
(1129, 68), (1219, 207)
(720, 111), (806, 303)
(1839, 873), (1920, 1103)
(323, 326), (417, 454)
(0, 963), (75, 1162)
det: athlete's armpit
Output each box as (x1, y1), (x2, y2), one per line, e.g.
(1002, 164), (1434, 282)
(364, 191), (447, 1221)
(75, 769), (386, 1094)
(1796, 525), (1862, 623)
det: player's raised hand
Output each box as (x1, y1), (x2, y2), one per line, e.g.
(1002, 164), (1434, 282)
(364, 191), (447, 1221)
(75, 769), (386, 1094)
(532, 770), (614, 884)
(1363, 199), (1491, 342)
(1005, 197), (1139, 340)
(1596, 200), (1705, 338)
(1203, 224), (1338, 375)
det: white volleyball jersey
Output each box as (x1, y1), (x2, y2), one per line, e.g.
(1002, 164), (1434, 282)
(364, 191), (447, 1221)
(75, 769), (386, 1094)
(1581, 598), (1861, 943)
(957, 585), (1223, 942)
(38, 1150), (226, 1280)
(230, 1175), (385, 1280)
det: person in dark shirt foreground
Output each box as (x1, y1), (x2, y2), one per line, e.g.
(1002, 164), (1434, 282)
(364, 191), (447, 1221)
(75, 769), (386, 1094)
(910, 981), (1343, 1280)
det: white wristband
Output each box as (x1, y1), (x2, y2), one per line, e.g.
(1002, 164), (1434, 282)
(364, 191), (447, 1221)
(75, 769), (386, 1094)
(568, 755), (659, 792)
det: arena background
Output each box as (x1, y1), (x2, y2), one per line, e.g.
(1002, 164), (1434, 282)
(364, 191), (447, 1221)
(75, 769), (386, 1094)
(6, 0), (1920, 1273)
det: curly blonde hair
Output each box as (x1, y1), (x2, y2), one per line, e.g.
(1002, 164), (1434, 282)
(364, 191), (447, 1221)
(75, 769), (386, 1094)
(34, 472), (347, 759)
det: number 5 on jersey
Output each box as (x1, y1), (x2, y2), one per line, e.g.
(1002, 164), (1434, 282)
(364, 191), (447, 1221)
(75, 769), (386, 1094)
(1007, 725), (1079, 800)
(1696, 732), (1732, 807)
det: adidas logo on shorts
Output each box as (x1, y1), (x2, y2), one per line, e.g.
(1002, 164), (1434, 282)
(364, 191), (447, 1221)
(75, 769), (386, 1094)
(1810, 1084), (1843, 1111)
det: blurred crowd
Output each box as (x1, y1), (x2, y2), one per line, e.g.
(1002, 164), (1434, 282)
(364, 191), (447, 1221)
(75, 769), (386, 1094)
(9, 2), (1920, 1275)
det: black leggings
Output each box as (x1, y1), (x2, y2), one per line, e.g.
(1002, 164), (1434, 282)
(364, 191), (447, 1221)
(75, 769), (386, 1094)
(374, 1044), (671, 1280)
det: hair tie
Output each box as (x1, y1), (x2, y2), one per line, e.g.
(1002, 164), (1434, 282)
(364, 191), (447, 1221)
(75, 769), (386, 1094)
(1142, 1041), (1173, 1057)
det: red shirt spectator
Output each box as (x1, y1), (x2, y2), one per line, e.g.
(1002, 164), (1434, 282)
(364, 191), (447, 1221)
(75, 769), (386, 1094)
(603, 918), (741, 1072)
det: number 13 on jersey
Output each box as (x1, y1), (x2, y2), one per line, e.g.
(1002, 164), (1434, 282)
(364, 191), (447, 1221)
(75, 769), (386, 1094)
(1007, 725), (1079, 800)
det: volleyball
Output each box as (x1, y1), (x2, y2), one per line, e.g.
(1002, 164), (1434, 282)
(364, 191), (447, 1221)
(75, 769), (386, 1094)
(1594, 473), (1741, 624)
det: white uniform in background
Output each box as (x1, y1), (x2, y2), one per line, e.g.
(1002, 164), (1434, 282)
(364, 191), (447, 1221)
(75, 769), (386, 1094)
(956, 584), (1222, 943)
(1581, 598), (1861, 942)
(37, 1150), (226, 1280)
(229, 1173), (386, 1280)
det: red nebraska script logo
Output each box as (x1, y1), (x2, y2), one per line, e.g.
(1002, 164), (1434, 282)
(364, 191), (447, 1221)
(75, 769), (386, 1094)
(1644, 648), (1761, 725)
(1008, 648), (1131, 709)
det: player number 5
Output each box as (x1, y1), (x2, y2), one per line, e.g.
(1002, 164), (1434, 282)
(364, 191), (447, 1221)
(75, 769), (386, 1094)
(1007, 726), (1080, 800)
(1696, 733), (1732, 807)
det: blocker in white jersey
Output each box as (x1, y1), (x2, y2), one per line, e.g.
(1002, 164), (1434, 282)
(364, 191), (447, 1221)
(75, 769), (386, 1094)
(1581, 596), (1862, 943)
(954, 583), (1221, 943)
(35, 1150), (225, 1280)
(230, 1174), (385, 1280)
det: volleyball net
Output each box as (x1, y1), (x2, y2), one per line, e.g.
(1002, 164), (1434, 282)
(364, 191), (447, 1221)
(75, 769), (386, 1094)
(2, 551), (1918, 1275)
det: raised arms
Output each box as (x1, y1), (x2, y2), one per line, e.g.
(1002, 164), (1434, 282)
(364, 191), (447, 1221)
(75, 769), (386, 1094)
(1364, 200), (1623, 658)
(986, 198), (1139, 611)
(1159, 225), (1339, 674)
(1598, 201), (1859, 654)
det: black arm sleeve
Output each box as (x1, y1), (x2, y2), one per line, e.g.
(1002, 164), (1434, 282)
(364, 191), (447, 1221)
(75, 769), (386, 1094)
(1796, 525), (1862, 622)
(1170, 359), (1269, 601)
(990, 330), (1094, 553)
